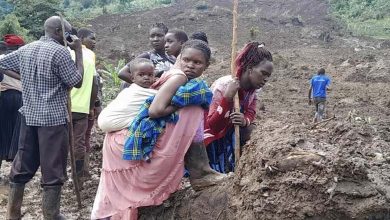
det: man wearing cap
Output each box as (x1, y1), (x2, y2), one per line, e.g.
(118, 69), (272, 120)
(0, 35), (24, 184)
(0, 16), (84, 219)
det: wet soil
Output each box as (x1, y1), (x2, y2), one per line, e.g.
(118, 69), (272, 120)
(1, 0), (389, 219)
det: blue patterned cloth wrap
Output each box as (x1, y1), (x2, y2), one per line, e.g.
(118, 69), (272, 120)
(123, 78), (212, 161)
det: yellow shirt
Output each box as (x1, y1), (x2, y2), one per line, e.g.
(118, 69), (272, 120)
(70, 46), (96, 114)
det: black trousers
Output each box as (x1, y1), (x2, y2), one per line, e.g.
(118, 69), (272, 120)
(0, 89), (22, 161)
(10, 117), (69, 186)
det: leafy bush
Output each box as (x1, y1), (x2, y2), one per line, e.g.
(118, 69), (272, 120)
(0, 0), (13, 18)
(330, 0), (390, 39)
(81, 0), (94, 9)
(63, 0), (70, 8)
(0, 14), (32, 42)
(99, 59), (126, 105)
(8, 0), (62, 39)
(0, 0), (173, 40)
(101, 59), (125, 87)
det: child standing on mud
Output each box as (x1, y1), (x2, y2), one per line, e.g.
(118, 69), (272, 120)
(204, 42), (273, 173)
(308, 68), (331, 123)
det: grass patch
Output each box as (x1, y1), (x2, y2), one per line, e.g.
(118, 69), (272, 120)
(65, 0), (173, 25)
(330, 0), (390, 39)
(345, 18), (390, 39)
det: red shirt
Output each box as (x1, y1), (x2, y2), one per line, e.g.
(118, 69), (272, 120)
(204, 76), (257, 146)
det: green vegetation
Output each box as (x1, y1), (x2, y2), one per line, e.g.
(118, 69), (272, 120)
(0, 0), (172, 42)
(99, 59), (126, 105)
(249, 26), (260, 40)
(330, 0), (390, 39)
(64, 0), (172, 27)
(9, 0), (62, 39)
(0, 14), (32, 42)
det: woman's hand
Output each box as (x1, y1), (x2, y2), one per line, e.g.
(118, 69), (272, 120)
(224, 77), (240, 101)
(149, 74), (187, 118)
(230, 112), (247, 127)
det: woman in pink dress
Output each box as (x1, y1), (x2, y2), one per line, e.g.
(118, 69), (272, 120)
(91, 40), (224, 220)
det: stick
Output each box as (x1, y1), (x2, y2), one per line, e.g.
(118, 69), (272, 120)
(310, 115), (336, 129)
(231, 0), (241, 166)
(57, 12), (82, 209)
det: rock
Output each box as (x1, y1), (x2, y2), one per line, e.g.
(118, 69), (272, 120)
(356, 63), (370, 69)
(379, 40), (390, 49)
(339, 98), (355, 105)
(300, 65), (309, 70)
(374, 59), (386, 70)
(288, 87), (300, 92)
(335, 181), (378, 198)
(340, 59), (353, 67)
(291, 17), (304, 26)
(277, 151), (323, 171)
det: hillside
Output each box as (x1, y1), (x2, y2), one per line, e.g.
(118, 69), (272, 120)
(0, 0), (389, 219)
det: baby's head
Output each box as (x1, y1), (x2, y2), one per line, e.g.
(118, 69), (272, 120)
(179, 39), (211, 80)
(128, 58), (155, 88)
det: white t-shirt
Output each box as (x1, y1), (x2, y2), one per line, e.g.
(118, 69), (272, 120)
(0, 54), (22, 92)
(98, 83), (157, 132)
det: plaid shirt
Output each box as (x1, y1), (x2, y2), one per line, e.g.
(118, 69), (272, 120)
(0, 36), (81, 126)
(123, 78), (212, 161)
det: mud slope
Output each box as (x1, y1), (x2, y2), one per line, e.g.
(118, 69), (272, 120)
(0, 0), (389, 219)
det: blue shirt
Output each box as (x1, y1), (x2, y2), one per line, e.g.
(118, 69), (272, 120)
(310, 74), (330, 98)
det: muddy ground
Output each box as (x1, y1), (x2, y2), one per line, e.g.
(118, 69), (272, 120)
(1, 0), (390, 219)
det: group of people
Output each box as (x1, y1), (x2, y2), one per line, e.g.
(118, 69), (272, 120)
(0, 14), (332, 220)
(93, 22), (274, 219)
(0, 16), (99, 219)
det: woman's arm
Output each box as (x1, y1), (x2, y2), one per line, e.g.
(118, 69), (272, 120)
(118, 64), (132, 84)
(2, 70), (21, 80)
(149, 74), (187, 118)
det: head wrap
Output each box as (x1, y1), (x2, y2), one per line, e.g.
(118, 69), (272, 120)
(4, 34), (25, 46)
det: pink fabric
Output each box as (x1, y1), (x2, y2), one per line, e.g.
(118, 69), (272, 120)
(91, 106), (203, 219)
(150, 68), (186, 89)
(193, 118), (204, 143)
